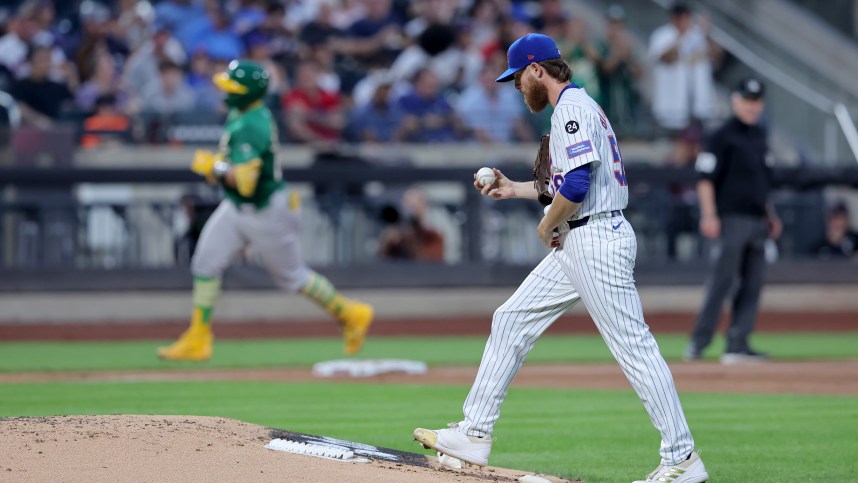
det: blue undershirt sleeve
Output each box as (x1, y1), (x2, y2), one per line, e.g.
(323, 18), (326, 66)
(557, 164), (591, 203)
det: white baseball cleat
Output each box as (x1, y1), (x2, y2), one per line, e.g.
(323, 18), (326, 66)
(720, 349), (769, 365)
(633, 451), (708, 483)
(413, 422), (492, 466)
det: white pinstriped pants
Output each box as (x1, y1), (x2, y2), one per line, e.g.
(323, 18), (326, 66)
(461, 212), (695, 465)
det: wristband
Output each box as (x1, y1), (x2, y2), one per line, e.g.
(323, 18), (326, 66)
(213, 160), (230, 179)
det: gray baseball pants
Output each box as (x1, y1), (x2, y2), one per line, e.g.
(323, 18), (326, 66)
(191, 189), (311, 292)
(691, 215), (768, 353)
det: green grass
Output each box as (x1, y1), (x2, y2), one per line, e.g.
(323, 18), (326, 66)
(0, 332), (856, 373)
(2, 333), (856, 480)
(1, 381), (855, 482)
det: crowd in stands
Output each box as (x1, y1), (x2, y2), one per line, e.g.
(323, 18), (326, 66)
(0, 0), (652, 146)
(2, 1), (855, 264)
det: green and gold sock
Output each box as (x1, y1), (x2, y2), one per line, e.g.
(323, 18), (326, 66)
(301, 272), (348, 320)
(190, 276), (221, 328)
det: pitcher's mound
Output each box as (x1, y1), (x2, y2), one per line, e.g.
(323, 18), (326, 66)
(0, 415), (573, 482)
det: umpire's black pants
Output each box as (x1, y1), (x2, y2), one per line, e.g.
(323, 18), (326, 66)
(691, 215), (769, 353)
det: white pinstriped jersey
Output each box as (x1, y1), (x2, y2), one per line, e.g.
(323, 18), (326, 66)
(547, 86), (629, 220)
(456, 86), (696, 469)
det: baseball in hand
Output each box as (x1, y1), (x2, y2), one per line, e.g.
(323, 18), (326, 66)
(476, 167), (496, 187)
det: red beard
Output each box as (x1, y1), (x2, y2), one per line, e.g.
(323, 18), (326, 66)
(522, 80), (549, 113)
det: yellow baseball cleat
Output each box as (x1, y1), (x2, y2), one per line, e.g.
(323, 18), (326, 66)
(157, 325), (213, 362)
(340, 301), (373, 356)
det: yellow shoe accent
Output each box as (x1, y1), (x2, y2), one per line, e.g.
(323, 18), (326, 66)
(157, 325), (213, 362)
(288, 191), (301, 211)
(341, 301), (373, 356)
(413, 428), (438, 449)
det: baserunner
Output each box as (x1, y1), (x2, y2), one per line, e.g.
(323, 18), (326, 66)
(158, 60), (373, 362)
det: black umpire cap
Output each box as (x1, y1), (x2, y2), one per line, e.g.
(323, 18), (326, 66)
(735, 77), (765, 100)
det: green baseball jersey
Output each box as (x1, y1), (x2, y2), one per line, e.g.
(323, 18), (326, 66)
(219, 103), (283, 208)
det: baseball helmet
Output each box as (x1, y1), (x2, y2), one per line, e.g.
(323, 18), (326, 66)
(213, 59), (270, 109)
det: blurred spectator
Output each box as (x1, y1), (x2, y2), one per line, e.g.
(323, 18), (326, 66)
(531, 0), (568, 31)
(328, 0), (369, 30)
(75, 51), (132, 113)
(351, 66), (404, 107)
(10, 44), (73, 129)
(187, 50), (212, 90)
(0, 6), (39, 81)
(378, 188), (445, 262)
(648, 2), (721, 132)
(245, 29), (287, 94)
(664, 125), (703, 259)
(449, 22), (487, 92)
(299, 1), (343, 48)
(597, 5), (643, 134)
(377, 204), (410, 259)
(186, 50), (223, 113)
(556, 18), (602, 102)
(401, 187), (445, 262)
(31, 0), (59, 42)
(332, 0), (404, 68)
(174, 193), (212, 265)
(389, 22), (482, 90)
(116, 0), (155, 51)
(397, 68), (465, 142)
(670, 121), (703, 168)
(138, 60), (195, 114)
(175, 5), (244, 62)
(72, 1), (129, 83)
(302, 8), (350, 89)
(28, 0), (77, 86)
(279, 0), (320, 31)
(154, 0), (205, 35)
(468, 0), (505, 58)
(233, 0), (267, 37)
(485, 17), (532, 66)
(80, 94), (131, 148)
(403, 0), (459, 39)
(455, 53), (533, 143)
(259, 1), (301, 72)
(347, 78), (405, 143)
(123, 21), (186, 97)
(816, 201), (858, 259)
(282, 59), (344, 143)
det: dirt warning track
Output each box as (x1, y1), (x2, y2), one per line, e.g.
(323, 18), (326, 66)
(2, 312), (855, 341)
(2, 361), (856, 395)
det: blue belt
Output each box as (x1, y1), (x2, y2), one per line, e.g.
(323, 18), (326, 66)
(567, 210), (623, 230)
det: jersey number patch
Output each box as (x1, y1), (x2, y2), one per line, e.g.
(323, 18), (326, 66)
(608, 135), (628, 186)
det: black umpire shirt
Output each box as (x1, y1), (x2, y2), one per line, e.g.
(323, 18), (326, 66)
(695, 117), (772, 218)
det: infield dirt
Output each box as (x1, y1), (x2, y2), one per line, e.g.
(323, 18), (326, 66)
(0, 415), (572, 482)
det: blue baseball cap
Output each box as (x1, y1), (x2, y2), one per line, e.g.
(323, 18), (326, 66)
(496, 33), (562, 83)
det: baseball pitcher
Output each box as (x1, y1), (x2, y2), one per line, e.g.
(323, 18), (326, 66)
(413, 34), (708, 483)
(158, 60), (373, 362)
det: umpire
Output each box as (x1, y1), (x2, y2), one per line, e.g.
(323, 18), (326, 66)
(686, 77), (782, 364)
